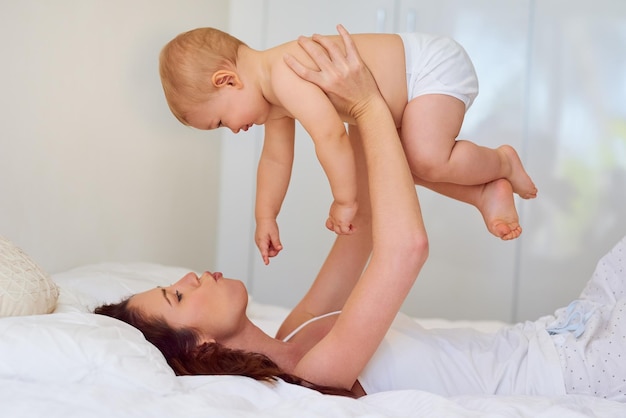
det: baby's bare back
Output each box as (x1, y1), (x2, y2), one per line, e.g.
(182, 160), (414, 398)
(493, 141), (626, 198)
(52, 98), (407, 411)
(273, 33), (407, 127)
(350, 34), (407, 127)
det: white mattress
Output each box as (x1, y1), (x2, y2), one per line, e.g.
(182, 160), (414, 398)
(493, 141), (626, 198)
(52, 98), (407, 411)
(2, 262), (625, 418)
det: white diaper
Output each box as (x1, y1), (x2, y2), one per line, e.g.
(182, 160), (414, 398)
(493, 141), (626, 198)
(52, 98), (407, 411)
(398, 32), (479, 110)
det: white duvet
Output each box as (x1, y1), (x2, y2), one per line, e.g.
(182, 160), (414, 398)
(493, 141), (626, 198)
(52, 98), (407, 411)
(2, 262), (625, 418)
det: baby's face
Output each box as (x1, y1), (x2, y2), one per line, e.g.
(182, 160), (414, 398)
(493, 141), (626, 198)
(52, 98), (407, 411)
(185, 81), (271, 134)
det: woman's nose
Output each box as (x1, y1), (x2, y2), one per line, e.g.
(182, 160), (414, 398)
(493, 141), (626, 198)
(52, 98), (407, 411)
(179, 271), (200, 287)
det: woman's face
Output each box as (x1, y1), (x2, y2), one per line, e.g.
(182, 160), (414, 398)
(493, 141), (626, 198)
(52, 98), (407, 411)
(129, 271), (249, 342)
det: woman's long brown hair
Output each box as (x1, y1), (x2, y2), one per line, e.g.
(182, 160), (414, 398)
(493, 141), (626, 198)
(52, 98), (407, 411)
(94, 299), (355, 398)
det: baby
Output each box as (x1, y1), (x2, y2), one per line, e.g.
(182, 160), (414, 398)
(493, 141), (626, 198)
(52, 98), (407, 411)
(159, 24), (537, 264)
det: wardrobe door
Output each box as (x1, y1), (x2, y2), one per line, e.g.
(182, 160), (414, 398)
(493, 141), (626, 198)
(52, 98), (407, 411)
(516, 0), (626, 321)
(394, 0), (531, 320)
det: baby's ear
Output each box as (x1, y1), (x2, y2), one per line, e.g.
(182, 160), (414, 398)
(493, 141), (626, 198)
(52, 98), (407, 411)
(212, 70), (241, 88)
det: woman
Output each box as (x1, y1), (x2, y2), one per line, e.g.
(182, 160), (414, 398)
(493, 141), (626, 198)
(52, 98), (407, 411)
(98, 24), (427, 397)
(96, 26), (626, 402)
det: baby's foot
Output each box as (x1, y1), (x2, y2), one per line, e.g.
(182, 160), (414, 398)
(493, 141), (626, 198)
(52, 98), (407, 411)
(478, 179), (522, 240)
(498, 145), (538, 199)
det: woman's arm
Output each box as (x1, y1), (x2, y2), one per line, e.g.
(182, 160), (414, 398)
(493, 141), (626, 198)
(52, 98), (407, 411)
(285, 25), (429, 389)
(275, 124), (372, 340)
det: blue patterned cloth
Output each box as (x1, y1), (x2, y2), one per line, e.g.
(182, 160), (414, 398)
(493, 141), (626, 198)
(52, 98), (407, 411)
(546, 300), (595, 338)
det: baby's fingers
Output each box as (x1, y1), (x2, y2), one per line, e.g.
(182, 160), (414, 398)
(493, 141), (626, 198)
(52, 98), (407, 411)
(336, 222), (355, 235)
(326, 218), (355, 235)
(269, 233), (283, 253)
(255, 237), (271, 265)
(258, 246), (270, 265)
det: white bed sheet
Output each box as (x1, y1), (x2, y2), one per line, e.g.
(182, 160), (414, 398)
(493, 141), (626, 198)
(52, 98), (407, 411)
(2, 262), (624, 418)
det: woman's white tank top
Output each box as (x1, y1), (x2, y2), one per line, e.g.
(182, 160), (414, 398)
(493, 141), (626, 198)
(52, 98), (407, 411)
(280, 310), (564, 396)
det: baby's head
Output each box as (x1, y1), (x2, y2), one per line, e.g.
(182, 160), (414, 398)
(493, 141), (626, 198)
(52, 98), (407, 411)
(159, 27), (245, 125)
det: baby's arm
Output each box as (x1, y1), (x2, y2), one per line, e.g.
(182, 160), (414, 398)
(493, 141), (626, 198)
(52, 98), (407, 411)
(255, 116), (295, 265)
(271, 62), (358, 235)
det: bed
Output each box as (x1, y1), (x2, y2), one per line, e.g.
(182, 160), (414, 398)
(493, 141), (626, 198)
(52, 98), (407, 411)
(1, 242), (625, 418)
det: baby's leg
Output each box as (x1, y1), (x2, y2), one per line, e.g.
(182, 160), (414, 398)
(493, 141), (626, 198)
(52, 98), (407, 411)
(415, 176), (522, 240)
(400, 94), (537, 199)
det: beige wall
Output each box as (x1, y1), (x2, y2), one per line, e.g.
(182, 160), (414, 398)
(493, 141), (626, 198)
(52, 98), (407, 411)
(0, 0), (230, 273)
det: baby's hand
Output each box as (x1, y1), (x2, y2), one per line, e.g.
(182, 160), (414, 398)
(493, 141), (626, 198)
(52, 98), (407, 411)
(255, 218), (283, 265)
(326, 201), (358, 235)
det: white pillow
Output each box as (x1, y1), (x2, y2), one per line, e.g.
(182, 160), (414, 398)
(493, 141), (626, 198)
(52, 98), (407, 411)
(52, 262), (192, 312)
(0, 311), (180, 393)
(0, 235), (59, 317)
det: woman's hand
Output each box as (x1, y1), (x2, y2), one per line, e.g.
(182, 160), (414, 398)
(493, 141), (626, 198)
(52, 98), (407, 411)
(284, 24), (381, 119)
